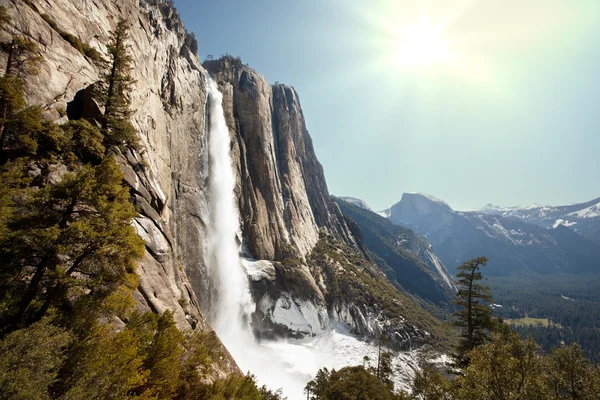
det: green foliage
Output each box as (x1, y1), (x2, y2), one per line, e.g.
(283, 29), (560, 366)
(489, 273), (600, 363)
(61, 120), (106, 163)
(6, 106), (77, 161)
(546, 343), (600, 399)
(0, 20), (43, 160)
(142, 311), (184, 398)
(0, 161), (28, 243)
(410, 333), (600, 400)
(0, 75), (26, 122)
(305, 366), (406, 400)
(452, 257), (492, 365)
(305, 368), (331, 399)
(1, 35), (42, 77)
(412, 367), (454, 400)
(59, 325), (148, 400)
(94, 18), (139, 149)
(0, 158), (144, 328)
(456, 332), (549, 399)
(0, 318), (73, 400)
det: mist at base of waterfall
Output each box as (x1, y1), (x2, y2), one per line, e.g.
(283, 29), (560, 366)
(231, 325), (422, 400)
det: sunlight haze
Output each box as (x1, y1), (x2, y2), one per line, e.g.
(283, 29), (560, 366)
(174, 0), (600, 210)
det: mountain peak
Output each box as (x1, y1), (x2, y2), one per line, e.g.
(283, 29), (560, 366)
(399, 192), (453, 212)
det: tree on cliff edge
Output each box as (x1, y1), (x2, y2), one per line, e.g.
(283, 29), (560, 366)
(95, 18), (138, 150)
(0, 7), (42, 161)
(453, 256), (492, 367)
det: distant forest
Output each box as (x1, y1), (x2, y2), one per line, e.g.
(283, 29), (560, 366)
(489, 273), (600, 363)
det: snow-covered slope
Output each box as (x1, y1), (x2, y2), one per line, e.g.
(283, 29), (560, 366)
(384, 193), (600, 275)
(475, 197), (600, 243)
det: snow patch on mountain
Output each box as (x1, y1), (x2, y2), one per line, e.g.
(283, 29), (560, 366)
(553, 219), (577, 229)
(567, 202), (600, 219)
(378, 208), (392, 218)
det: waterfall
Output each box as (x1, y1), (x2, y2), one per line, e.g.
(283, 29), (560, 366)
(203, 76), (419, 399)
(205, 76), (254, 342)
(205, 76), (311, 398)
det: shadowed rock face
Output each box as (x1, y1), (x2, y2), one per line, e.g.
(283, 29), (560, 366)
(203, 57), (354, 261)
(334, 197), (455, 305)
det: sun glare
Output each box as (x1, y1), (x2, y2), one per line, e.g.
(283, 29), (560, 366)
(392, 23), (452, 69)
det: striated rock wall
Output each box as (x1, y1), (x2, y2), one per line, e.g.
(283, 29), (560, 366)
(204, 57), (354, 261)
(3, 0), (211, 331)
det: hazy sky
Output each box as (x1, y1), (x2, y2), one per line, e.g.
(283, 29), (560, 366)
(173, 0), (600, 210)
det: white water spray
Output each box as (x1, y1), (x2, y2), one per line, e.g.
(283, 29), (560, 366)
(204, 77), (424, 399)
(205, 77), (314, 397)
(205, 77), (254, 339)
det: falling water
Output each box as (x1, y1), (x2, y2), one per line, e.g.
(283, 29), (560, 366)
(204, 76), (421, 399)
(205, 76), (254, 343)
(205, 76), (314, 397)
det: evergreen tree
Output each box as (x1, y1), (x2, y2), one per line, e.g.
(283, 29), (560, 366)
(0, 158), (144, 330)
(58, 324), (148, 400)
(62, 120), (106, 164)
(0, 318), (73, 400)
(547, 343), (600, 399)
(322, 366), (403, 400)
(452, 257), (492, 366)
(94, 18), (138, 149)
(0, 8), (42, 160)
(456, 332), (550, 400)
(140, 310), (184, 398)
(305, 368), (331, 400)
(374, 334), (394, 389)
(412, 366), (454, 400)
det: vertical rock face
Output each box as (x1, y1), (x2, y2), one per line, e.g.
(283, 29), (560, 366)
(204, 57), (354, 261)
(10, 0), (356, 335)
(4, 0), (211, 330)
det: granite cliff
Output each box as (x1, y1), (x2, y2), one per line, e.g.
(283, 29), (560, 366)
(6, 0), (447, 383)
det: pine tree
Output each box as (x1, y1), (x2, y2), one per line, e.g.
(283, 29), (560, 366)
(547, 343), (600, 399)
(0, 7), (43, 161)
(94, 18), (138, 149)
(374, 334), (394, 389)
(456, 332), (550, 400)
(452, 257), (493, 366)
(412, 366), (454, 400)
(0, 158), (144, 330)
(0, 318), (73, 400)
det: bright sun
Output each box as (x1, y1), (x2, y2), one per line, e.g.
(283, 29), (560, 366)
(392, 23), (452, 69)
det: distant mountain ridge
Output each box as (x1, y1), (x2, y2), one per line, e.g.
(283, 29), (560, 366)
(337, 196), (373, 212)
(474, 197), (600, 243)
(334, 197), (455, 306)
(381, 193), (600, 276)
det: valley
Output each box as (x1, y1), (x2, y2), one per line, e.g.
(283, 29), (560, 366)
(0, 0), (598, 399)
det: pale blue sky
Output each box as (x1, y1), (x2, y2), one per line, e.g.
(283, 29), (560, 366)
(174, 0), (600, 210)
